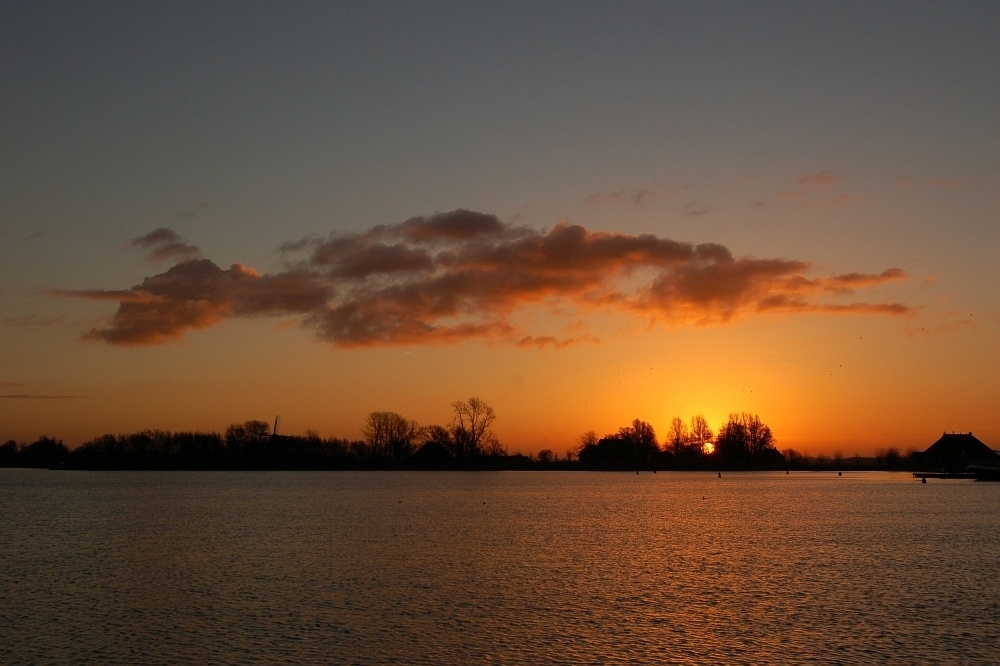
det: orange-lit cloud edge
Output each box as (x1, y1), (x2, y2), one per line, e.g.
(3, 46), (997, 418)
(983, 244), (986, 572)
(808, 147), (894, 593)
(51, 210), (915, 350)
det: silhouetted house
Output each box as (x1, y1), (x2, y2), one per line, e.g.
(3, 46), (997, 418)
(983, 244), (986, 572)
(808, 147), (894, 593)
(915, 432), (1000, 472)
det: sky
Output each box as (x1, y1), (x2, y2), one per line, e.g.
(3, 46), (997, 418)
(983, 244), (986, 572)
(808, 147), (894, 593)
(2, 0), (998, 456)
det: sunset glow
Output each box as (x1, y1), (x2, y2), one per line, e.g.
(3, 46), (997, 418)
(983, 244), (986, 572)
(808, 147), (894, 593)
(2, 3), (998, 457)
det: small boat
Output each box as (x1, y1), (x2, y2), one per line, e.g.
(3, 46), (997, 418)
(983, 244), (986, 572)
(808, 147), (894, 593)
(968, 465), (1000, 481)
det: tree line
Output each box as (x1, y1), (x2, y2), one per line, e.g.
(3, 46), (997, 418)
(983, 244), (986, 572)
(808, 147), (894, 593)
(0, 399), (917, 471)
(574, 412), (783, 470)
(0, 397), (509, 471)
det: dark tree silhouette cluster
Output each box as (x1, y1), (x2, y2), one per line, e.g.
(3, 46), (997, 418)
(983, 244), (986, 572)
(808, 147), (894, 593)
(577, 413), (783, 470)
(577, 418), (660, 469)
(1, 436), (70, 469)
(713, 413), (782, 466)
(0, 398), (509, 470)
(7, 404), (921, 472)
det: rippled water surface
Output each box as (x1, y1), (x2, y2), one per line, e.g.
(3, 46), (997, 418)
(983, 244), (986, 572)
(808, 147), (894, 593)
(2, 470), (999, 664)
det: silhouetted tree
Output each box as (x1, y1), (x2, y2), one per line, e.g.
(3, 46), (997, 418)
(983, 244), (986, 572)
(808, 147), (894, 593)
(118, 429), (176, 465)
(225, 419), (272, 464)
(619, 418), (658, 458)
(420, 424), (453, 454)
(578, 418), (659, 468)
(71, 434), (117, 467)
(714, 413), (777, 466)
(349, 439), (370, 459)
(19, 436), (69, 468)
(318, 436), (353, 461)
(782, 448), (806, 470)
(876, 446), (902, 469)
(481, 432), (506, 457)
(1, 439), (18, 466)
(689, 415), (713, 456)
(575, 430), (598, 457)
(667, 417), (689, 457)
(171, 431), (226, 468)
(715, 414), (748, 462)
(226, 420), (271, 445)
(362, 411), (421, 459)
(450, 397), (497, 458)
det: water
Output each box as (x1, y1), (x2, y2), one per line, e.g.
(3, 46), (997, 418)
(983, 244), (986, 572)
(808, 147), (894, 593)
(2, 470), (999, 664)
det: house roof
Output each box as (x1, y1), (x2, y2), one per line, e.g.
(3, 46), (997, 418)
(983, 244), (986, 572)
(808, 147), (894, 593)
(923, 432), (999, 464)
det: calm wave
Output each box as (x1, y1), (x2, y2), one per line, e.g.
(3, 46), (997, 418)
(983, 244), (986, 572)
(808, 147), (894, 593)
(2, 470), (999, 664)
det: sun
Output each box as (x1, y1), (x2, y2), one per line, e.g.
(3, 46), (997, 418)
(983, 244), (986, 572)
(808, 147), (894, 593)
(702, 441), (715, 455)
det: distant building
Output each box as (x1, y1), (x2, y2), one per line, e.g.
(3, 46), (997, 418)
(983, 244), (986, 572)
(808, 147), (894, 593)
(915, 432), (1000, 472)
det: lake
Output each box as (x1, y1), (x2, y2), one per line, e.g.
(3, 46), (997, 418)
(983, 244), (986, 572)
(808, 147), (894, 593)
(2, 470), (999, 664)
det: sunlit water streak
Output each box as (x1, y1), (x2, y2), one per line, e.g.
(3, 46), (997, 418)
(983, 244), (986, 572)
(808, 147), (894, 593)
(2, 470), (999, 664)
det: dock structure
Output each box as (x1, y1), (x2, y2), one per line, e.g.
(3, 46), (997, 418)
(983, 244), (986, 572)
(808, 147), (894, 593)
(911, 471), (975, 480)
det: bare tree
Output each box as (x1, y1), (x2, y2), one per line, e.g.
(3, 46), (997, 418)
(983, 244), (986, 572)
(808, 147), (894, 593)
(224, 419), (272, 461)
(782, 448), (806, 469)
(576, 430), (599, 456)
(450, 397), (498, 457)
(689, 415), (713, 454)
(667, 417), (689, 457)
(742, 413), (774, 458)
(481, 431), (506, 457)
(362, 411), (421, 459)
(715, 413), (775, 462)
(622, 418), (657, 450)
(715, 414), (747, 461)
(225, 420), (271, 448)
(617, 418), (659, 460)
(421, 424), (453, 453)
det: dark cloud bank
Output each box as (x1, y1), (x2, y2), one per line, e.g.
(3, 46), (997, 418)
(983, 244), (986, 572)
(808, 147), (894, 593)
(57, 210), (912, 348)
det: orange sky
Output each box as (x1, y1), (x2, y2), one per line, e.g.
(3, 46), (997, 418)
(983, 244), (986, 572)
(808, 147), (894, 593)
(2, 3), (998, 456)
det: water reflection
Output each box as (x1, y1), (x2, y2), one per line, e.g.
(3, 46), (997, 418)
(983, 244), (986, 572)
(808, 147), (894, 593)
(2, 470), (998, 663)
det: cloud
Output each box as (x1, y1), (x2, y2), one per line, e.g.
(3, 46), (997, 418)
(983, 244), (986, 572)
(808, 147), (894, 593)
(907, 317), (976, 336)
(585, 182), (684, 207)
(175, 202), (214, 219)
(797, 170), (843, 189)
(516, 334), (600, 349)
(586, 189), (636, 206)
(3, 314), (66, 327)
(127, 228), (201, 262)
(57, 211), (915, 348)
(64, 259), (330, 345)
(682, 202), (710, 217)
(778, 170), (861, 209)
(816, 268), (907, 293)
